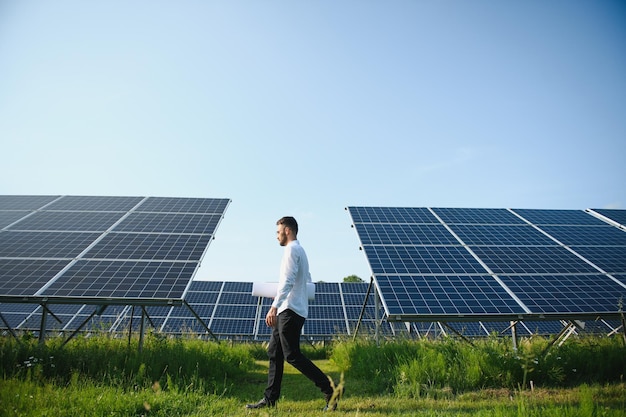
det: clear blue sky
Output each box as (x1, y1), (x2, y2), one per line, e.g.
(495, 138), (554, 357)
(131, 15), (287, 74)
(1, 1), (625, 284)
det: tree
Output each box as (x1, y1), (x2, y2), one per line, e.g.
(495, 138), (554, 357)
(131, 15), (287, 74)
(343, 275), (364, 283)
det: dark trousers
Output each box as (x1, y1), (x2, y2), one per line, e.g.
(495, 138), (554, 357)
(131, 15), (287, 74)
(264, 309), (332, 402)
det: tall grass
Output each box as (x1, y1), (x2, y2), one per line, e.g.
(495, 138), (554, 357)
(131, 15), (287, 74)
(1, 333), (625, 416)
(0, 332), (254, 393)
(329, 335), (626, 398)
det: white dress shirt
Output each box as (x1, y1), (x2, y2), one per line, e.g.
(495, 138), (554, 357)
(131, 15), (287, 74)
(272, 240), (312, 318)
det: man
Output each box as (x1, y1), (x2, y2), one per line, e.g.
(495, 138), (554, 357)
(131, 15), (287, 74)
(246, 216), (341, 411)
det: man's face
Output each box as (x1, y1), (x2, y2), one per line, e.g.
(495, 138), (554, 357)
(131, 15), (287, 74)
(276, 224), (288, 246)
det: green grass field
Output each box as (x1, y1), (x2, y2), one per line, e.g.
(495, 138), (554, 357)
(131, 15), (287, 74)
(1, 334), (625, 416)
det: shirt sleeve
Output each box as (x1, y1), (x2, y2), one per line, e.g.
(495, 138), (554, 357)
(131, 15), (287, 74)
(272, 244), (298, 309)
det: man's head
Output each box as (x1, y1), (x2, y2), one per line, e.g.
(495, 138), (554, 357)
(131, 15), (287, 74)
(276, 216), (298, 246)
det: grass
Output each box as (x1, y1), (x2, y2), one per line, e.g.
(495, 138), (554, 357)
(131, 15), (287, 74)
(1, 334), (625, 416)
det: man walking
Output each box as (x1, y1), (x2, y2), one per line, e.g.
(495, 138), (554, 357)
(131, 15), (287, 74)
(246, 216), (340, 411)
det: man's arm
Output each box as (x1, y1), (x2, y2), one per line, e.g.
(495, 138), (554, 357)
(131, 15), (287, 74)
(271, 245), (298, 309)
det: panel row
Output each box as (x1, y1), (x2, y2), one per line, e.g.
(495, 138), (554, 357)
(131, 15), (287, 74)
(0, 196), (230, 299)
(1, 281), (620, 340)
(348, 207), (626, 320)
(0, 281), (391, 340)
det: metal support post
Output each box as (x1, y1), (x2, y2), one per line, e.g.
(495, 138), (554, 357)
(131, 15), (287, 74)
(511, 321), (518, 352)
(138, 307), (146, 353)
(38, 308), (48, 345)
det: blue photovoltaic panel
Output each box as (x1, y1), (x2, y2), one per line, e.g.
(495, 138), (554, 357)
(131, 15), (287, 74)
(349, 206), (438, 224)
(0, 303), (39, 313)
(45, 196), (144, 212)
(0, 195), (59, 210)
(169, 304), (215, 319)
(40, 260), (198, 298)
(0, 259), (70, 296)
(433, 208), (526, 225)
(539, 226), (626, 246)
(498, 274), (626, 314)
(312, 293), (342, 305)
(354, 223), (459, 245)
(512, 209), (605, 226)
(184, 291), (219, 304)
(315, 282), (340, 293)
(348, 206), (626, 322)
(364, 245), (487, 275)
(6, 278), (620, 338)
(7, 211), (125, 232)
(470, 246), (599, 275)
(213, 304), (257, 318)
(376, 275), (525, 318)
(569, 247), (626, 274)
(222, 281), (252, 292)
(591, 209), (626, 227)
(137, 197), (229, 214)
(219, 292), (257, 304)
(0, 231), (101, 258)
(211, 319), (255, 335)
(0, 211), (32, 228)
(83, 233), (212, 261)
(113, 213), (222, 234)
(0, 195), (229, 302)
(449, 224), (556, 246)
(190, 280), (224, 292)
(304, 320), (346, 336)
(309, 305), (345, 320)
(161, 317), (209, 334)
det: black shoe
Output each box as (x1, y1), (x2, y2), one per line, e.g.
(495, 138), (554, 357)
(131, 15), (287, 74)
(323, 385), (344, 411)
(245, 398), (276, 409)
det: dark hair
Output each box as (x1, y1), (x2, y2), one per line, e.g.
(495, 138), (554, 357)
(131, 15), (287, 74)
(277, 216), (298, 235)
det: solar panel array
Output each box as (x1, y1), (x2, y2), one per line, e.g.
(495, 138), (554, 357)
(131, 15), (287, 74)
(0, 195), (229, 302)
(0, 281), (392, 339)
(348, 207), (626, 322)
(2, 280), (618, 339)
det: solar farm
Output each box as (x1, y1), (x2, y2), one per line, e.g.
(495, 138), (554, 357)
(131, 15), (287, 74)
(1, 195), (625, 343)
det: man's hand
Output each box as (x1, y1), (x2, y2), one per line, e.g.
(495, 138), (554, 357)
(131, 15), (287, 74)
(265, 307), (278, 327)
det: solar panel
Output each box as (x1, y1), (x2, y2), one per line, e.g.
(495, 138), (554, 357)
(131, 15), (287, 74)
(0, 195), (230, 303)
(348, 206), (626, 322)
(498, 274), (626, 314)
(0, 195), (60, 210)
(539, 225), (626, 246)
(433, 208), (526, 225)
(83, 233), (212, 261)
(348, 206), (438, 224)
(0, 231), (101, 258)
(449, 224), (555, 246)
(470, 246), (598, 274)
(8, 211), (125, 232)
(113, 213), (222, 234)
(512, 208), (606, 225)
(364, 245), (488, 275)
(0, 211), (35, 228)
(44, 196), (143, 212)
(136, 197), (229, 214)
(41, 260), (197, 298)
(591, 209), (626, 227)
(569, 247), (626, 274)
(354, 223), (458, 245)
(0, 259), (69, 296)
(376, 275), (525, 319)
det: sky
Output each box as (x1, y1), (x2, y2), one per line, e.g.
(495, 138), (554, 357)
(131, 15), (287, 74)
(1, 1), (625, 284)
